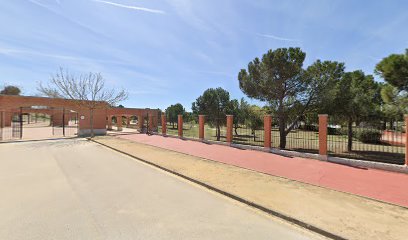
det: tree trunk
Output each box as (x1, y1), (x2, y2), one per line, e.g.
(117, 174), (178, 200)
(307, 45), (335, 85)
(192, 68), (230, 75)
(234, 125), (238, 136)
(216, 124), (221, 141)
(347, 118), (353, 152)
(390, 120), (394, 130)
(279, 116), (286, 149)
(252, 129), (256, 141)
(90, 109), (94, 138)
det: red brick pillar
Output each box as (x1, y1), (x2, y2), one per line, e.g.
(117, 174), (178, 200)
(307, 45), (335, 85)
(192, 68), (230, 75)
(117, 116), (123, 131)
(126, 116), (130, 127)
(4, 112), (12, 127)
(161, 113), (167, 135)
(137, 114), (144, 131)
(405, 115), (408, 166)
(107, 115), (113, 130)
(199, 115), (205, 140)
(264, 115), (272, 149)
(226, 115), (233, 143)
(153, 114), (158, 128)
(319, 114), (328, 156)
(148, 115), (154, 131)
(178, 115), (183, 138)
(0, 111), (4, 140)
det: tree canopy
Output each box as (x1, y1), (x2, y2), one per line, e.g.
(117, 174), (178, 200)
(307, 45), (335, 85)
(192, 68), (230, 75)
(229, 98), (251, 134)
(0, 85), (21, 95)
(331, 70), (380, 151)
(192, 87), (231, 140)
(375, 49), (408, 92)
(165, 103), (185, 128)
(238, 47), (344, 148)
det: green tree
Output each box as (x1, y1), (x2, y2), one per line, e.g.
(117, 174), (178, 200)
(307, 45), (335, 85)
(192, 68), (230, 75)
(192, 87), (231, 141)
(334, 70), (379, 151)
(229, 98), (251, 135)
(245, 105), (265, 141)
(375, 49), (408, 92)
(0, 85), (21, 95)
(165, 103), (185, 129)
(380, 84), (407, 128)
(238, 48), (344, 148)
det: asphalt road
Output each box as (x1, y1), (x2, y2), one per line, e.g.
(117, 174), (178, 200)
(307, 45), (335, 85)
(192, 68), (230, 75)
(0, 139), (320, 240)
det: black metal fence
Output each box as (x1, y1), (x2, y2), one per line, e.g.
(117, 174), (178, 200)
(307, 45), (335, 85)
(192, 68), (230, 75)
(0, 111), (22, 141)
(271, 114), (320, 154)
(155, 112), (406, 165)
(165, 119), (179, 137)
(203, 117), (227, 142)
(328, 115), (405, 164)
(232, 122), (264, 147)
(183, 115), (199, 139)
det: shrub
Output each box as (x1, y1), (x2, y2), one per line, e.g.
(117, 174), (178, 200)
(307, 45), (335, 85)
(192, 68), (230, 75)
(356, 129), (382, 144)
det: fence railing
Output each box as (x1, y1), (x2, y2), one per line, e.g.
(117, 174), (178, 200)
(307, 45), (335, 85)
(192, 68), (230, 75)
(328, 116), (405, 164)
(232, 122), (264, 147)
(272, 114), (320, 154)
(155, 114), (408, 166)
(182, 116), (199, 139)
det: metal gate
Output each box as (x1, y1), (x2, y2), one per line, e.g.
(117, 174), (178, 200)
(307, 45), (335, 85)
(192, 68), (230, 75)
(51, 108), (79, 137)
(11, 112), (22, 139)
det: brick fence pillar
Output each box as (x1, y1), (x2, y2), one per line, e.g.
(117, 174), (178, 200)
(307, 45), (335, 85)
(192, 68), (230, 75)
(0, 111), (4, 141)
(117, 116), (123, 131)
(148, 114), (154, 131)
(4, 112), (12, 127)
(137, 114), (144, 131)
(264, 115), (272, 149)
(126, 116), (130, 127)
(161, 113), (167, 135)
(107, 115), (112, 130)
(178, 114), (183, 138)
(319, 114), (328, 156)
(199, 115), (205, 140)
(405, 115), (408, 166)
(226, 115), (233, 143)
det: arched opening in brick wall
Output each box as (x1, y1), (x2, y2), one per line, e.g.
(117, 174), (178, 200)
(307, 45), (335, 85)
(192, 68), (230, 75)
(0, 106), (79, 141)
(1, 95), (160, 141)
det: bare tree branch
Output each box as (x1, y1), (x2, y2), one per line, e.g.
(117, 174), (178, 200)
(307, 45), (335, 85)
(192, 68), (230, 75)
(37, 67), (129, 137)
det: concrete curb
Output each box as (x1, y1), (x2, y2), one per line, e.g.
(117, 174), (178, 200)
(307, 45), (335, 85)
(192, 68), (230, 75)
(92, 138), (346, 240)
(0, 136), (78, 144)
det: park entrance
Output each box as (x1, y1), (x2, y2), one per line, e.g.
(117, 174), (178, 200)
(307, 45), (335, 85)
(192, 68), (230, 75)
(0, 106), (78, 141)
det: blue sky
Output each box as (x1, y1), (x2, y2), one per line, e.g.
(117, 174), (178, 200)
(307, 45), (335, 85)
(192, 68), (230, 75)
(0, 0), (407, 110)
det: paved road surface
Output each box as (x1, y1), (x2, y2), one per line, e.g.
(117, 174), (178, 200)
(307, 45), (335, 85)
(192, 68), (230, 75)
(0, 139), (319, 240)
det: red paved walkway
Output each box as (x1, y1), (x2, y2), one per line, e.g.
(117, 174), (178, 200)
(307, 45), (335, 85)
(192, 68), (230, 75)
(119, 134), (408, 207)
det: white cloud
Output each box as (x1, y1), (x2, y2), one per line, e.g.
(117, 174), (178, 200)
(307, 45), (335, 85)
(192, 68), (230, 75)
(0, 47), (131, 66)
(28, 0), (51, 9)
(165, 0), (212, 31)
(92, 0), (165, 14)
(257, 33), (301, 43)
